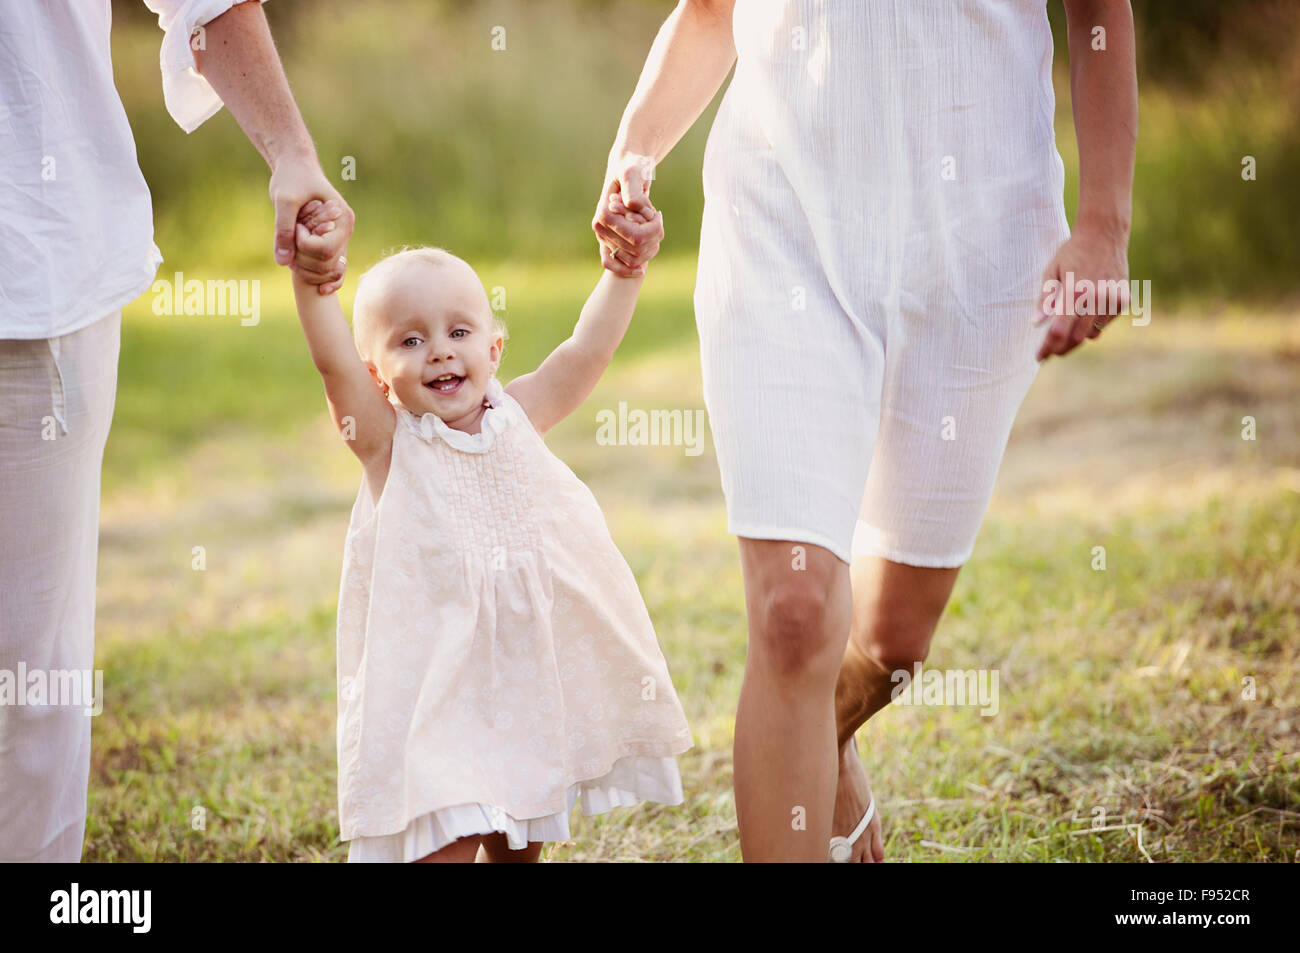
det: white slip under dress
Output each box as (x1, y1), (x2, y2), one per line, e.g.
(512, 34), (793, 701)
(694, 0), (1072, 567)
(337, 377), (694, 862)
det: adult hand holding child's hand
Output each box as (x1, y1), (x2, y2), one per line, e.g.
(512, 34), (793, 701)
(292, 199), (351, 291)
(270, 161), (354, 295)
(600, 192), (662, 276)
(592, 153), (664, 276)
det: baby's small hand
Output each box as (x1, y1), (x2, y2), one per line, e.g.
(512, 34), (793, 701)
(607, 192), (651, 226)
(291, 199), (346, 280)
(298, 198), (344, 237)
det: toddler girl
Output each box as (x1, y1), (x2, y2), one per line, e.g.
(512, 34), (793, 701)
(290, 197), (692, 863)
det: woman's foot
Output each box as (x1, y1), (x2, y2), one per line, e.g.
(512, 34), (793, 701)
(832, 739), (884, 862)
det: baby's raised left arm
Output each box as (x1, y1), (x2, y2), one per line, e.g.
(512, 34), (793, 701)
(506, 203), (663, 435)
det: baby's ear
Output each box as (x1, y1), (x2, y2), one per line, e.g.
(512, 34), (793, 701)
(365, 362), (388, 394)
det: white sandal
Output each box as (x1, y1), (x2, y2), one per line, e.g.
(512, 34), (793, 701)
(828, 795), (876, 863)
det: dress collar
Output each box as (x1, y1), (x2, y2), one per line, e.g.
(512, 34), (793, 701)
(405, 376), (513, 453)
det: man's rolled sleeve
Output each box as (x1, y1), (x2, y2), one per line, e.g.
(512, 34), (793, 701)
(142, 0), (268, 134)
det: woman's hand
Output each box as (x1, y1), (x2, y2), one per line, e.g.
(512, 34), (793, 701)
(1034, 220), (1130, 361)
(591, 0), (738, 275)
(592, 153), (663, 276)
(1043, 0), (1136, 362)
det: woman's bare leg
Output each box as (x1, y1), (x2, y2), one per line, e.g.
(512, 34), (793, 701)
(734, 537), (854, 862)
(830, 554), (963, 861)
(477, 833), (543, 863)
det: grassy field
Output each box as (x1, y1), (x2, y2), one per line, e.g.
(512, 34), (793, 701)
(83, 255), (1299, 862)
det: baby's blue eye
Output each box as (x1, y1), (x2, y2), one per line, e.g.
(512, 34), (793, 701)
(451, 329), (468, 339)
(402, 337), (420, 347)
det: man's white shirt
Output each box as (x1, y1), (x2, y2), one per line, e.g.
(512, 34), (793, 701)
(0, 0), (257, 339)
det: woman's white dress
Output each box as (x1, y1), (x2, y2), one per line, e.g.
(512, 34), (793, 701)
(694, 0), (1071, 566)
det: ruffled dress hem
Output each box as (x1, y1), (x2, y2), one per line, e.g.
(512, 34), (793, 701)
(345, 753), (683, 862)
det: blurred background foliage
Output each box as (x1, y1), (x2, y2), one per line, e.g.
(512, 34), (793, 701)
(109, 0), (1299, 303)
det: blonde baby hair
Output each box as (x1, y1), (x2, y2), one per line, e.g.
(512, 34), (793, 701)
(351, 245), (508, 361)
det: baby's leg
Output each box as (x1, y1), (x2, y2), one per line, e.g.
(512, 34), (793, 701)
(477, 833), (543, 863)
(414, 835), (482, 863)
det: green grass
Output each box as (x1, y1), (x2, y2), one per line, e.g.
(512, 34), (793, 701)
(85, 263), (1300, 862)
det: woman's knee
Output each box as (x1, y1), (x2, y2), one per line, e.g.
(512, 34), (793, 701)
(861, 623), (934, 676)
(848, 558), (957, 675)
(750, 571), (849, 681)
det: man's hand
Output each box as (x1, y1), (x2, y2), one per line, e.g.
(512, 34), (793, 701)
(189, 1), (353, 295)
(1034, 220), (1130, 362)
(269, 160), (354, 295)
(592, 153), (663, 276)
(292, 198), (349, 290)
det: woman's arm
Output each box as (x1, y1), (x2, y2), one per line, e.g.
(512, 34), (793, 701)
(1065, 0), (1138, 238)
(1036, 0), (1138, 361)
(593, 0), (737, 276)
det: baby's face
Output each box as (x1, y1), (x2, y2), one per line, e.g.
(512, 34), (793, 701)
(361, 259), (503, 430)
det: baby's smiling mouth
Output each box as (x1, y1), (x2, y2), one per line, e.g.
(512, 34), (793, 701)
(426, 374), (464, 394)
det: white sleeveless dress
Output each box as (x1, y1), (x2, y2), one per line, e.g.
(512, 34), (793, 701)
(336, 377), (693, 862)
(694, 0), (1071, 567)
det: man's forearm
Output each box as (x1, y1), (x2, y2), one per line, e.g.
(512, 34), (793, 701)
(193, 0), (316, 172)
(611, 0), (737, 165)
(1064, 0), (1137, 237)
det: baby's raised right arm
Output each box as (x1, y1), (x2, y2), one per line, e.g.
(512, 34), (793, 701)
(290, 223), (394, 467)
